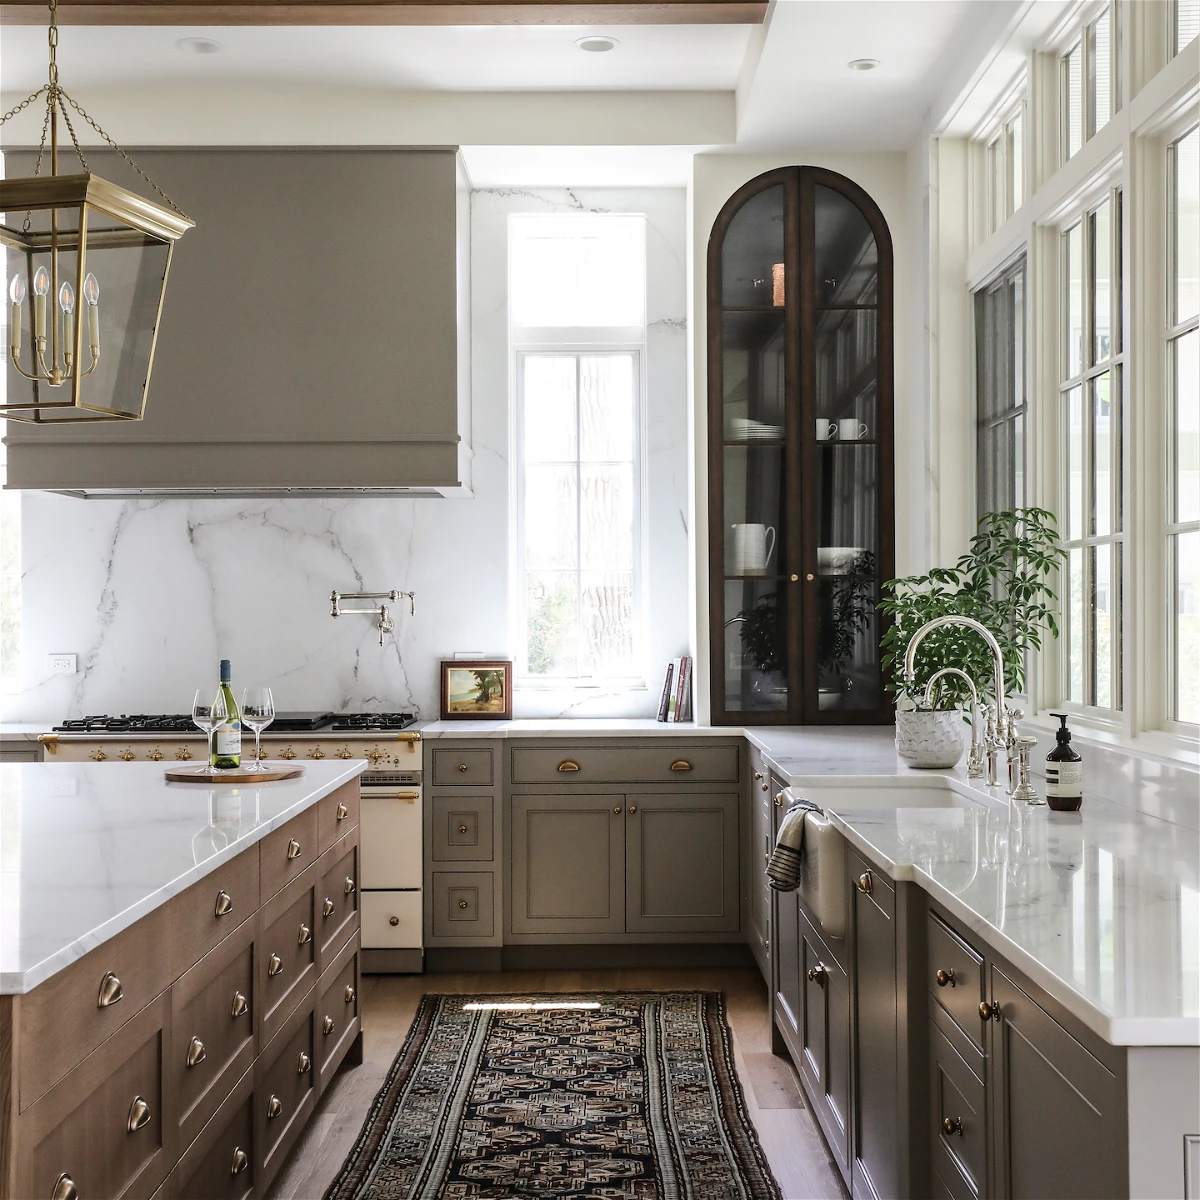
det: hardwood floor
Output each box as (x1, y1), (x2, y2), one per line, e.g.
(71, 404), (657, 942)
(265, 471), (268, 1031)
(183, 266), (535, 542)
(267, 968), (848, 1200)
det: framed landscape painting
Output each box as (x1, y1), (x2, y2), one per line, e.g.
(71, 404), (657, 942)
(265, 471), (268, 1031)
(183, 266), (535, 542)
(440, 659), (513, 721)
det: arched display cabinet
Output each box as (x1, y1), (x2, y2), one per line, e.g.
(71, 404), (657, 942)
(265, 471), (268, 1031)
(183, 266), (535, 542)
(707, 167), (895, 725)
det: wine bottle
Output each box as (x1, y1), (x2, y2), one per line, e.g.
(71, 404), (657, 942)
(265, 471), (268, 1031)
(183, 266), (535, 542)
(212, 659), (242, 770)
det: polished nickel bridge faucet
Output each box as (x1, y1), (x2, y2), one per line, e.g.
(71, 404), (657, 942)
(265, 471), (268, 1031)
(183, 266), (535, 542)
(330, 589), (415, 646)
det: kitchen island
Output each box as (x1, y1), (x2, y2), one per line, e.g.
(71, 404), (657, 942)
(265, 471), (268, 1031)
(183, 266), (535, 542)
(0, 759), (366, 1199)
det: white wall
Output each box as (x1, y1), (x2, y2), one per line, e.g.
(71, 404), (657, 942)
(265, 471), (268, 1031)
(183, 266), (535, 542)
(4, 186), (688, 723)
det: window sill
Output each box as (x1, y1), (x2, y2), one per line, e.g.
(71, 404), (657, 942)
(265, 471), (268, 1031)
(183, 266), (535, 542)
(1025, 710), (1199, 769)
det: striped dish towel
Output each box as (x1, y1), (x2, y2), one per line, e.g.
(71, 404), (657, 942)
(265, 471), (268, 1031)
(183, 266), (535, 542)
(766, 798), (822, 892)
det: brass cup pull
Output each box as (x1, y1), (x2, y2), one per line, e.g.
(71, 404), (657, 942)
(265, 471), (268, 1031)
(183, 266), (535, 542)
(388, 915), (400, 926)
(979, 1000), (1000, 1021)
(214, 890), (233, 917)
(231, 991), (248, 1018)
(268, 953), (283, 977)
(308, 747), (326, 759)
(90, 749), (108, 761)
(336, 748), (353, 760)
(298, 923), (312, 945)
(176, 747), (193, 761)
(613, 806), (623, 815)
(286, 838), (302, 860)
(774, 792), (784, 807)
(281, 746), (297, 760)
(127, 1095), (152, 1132)
(336, 802), (349, 819)
(943, 1116), (963, 1136)
(323, 1015), (335, 1035)
(52, 1174), (77, 1200)
(297, 1051), (311, 1074)
(323, 897), (336, 917)
(558, 760), (581, 772)
(186, 1036), (207, 1067)
(669, 759), (692, 771)
(98, 971), (123, 1008)
(119, 749), (136, 761)
(148, 748), (164, 762)
(458, 900), (468, 909)
(231, 1147), (249, 1176)
(345, 985), (356, 1004)
(345, 876), (356, 895)
(267, 1094), (282, 1119)
(458, 763), (469, 772)
(857, 871), (873, 895)
(458, 824), (469, 833)
(936, 968), (956, 988)
(807, 964), (827, 984)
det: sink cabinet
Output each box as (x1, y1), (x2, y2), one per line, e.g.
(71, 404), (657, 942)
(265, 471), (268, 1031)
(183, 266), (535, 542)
(747, 745), (774, 978)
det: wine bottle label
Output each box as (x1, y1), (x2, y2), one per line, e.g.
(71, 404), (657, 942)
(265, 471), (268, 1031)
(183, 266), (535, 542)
(215, 727), (241, 757)
(1045, 761), (1082, 797)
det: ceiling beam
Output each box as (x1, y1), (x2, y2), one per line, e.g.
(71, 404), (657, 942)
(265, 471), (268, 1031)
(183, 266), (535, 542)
(0, 0), (766, 24)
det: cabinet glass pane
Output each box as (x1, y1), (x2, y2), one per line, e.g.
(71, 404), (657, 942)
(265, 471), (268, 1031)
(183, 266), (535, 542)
(815, 306), (877, 428)
(818, 577), (881, 713)
(721, 185), (786, 308)
(814, 444), (877, 573)
(814, 186), (878, 307)
(723, 446), (788, 576)
(723, 579), (789, 712)
(722, 312), (786, 437)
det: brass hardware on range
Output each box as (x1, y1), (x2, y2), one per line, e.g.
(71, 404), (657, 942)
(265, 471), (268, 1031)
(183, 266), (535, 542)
(97, 971), (123, 1008)
(323, 897), (335, 917)
(307, 747), (326, 759)
(186, 1036), (206, 1067)
(753, 771), (763, 781)
(942, 1117), (963, 1137)
(458, 900), (468, 909)
(345, 985), (356, 1004)
(628, 805), (637, 814)
(119, 749), (136, 761)
(979, 1000), (1001, 1021)
(388, 915), (400, 926)
(368, 748), (386, 767)
(51, 1174), (77, 1200)
(297, 1052), (311, 1074)
(857, 871), (874, 895)
(90, 748), (108, 761)
(148, 748), (164, 762)
(281, 746), (297, 761)
(458, 824), (469, 833)
(286, 838), (302, 860)
(398, 731), (421, 750)
(267, 1094), (282, 1119)
(613, 806), (623, 815)
(774, 792), (784, 807)
(37, 733), (59, 755)
(231, 991), (248, 1018)
(458, 763), (469, 773)
(669, 760), (692, 771)
(558, 760), (581, 773)
(127, 1095), (152, 1133)
(396, 791), (419, 802)
(345, 876), (356, 895)
(175, 747), (193, 761)
(214, 890), (233, 917)
(936, 968), (956, 988)
(335, 747), (353, 760)
(267, 954), (283, 977)
(231, 1147), (250, 1176)
(337, 802), (349, 820)
(807, 964), (827, 984)
(298, 923), (312, 945)
(323, 1015), (335, 1035)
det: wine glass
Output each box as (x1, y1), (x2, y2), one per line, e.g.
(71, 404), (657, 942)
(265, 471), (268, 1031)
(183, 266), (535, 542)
(192, 688), (227, 776)
(242, 687), (275, 772)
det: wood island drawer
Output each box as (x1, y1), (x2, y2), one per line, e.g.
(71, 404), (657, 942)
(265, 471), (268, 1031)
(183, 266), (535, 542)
(258, 864), (317, 1045)
(510, 744), (740, 785)
(172, 1065), (254, 1200)
(431, 747), (494, 786)
(256, 992), (316, 1191)
(170, 917), (257, 1153)
(431, 794), (495, 861)
(19, 901), (173, 1112)
(432, 871), (495, 939)
(260, 805), (318, 901)
(316, 835), (360, 973)
(930, 1020), (986, 1199)
(927, 913), (987, 1051)
(316, 937), (360, 1095)
(168, 845), (260, 979)
(318, 781), (360, 849)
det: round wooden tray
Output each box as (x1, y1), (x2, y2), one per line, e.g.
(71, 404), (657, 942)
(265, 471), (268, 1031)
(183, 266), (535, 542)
(164, 763), (306, 784)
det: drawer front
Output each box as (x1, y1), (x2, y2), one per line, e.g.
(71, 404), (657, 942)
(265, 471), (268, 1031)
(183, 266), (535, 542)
(259, 864), (317, 1044)
(316, 939), (360, 1093)
(361, 890), (423, 948)
(172, 1068), (254, 1200)
(168, 845), (260, 980)
(510, 744), (739, 785)
(927, 913), (987, 1051)
(431, 747), (494, 786)
(317, 836), (360, 972)
(431, 794), (495, 861)
(171, 919), (257, 1152)
(257, 994), (317, 1185)
(260, 805), (319, 901)
(28, 994), (169, 1200)
(20, 901), (173, 1112)
(318, 781), (360, 849)
(930, 1021), (986, 1198)
(432, 872), (495, 939)
(361, 789), (422, 889)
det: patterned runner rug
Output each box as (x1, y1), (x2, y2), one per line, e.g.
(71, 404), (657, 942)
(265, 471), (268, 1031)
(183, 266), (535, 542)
(324, 992), (781, 1200)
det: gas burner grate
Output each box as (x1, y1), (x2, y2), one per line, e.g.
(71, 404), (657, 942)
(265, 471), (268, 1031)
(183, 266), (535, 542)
(53, 714), (196, 734)
(330, 713), (417, 732)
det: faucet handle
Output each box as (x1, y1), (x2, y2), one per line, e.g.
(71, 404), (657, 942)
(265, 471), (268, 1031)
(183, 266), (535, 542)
(1012, 735), (1042, 805)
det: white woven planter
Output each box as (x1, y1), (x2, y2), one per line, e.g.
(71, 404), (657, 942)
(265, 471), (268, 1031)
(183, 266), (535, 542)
(895, 709), (965, 769)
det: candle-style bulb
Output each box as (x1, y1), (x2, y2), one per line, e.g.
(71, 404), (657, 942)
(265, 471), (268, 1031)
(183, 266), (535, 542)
(83, 272), (100, 306)
(32, 267), (49, 297)
(58, 281), (75, 314)
(8, 275), (26, 305)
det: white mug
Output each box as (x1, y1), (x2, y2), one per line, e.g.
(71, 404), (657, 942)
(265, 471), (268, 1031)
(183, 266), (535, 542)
(839, 419), (869, 441)
(816, 419), (836, 441)
(732, 523), (776, 575)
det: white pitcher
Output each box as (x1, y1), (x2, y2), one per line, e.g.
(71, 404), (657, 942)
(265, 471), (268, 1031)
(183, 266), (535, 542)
(732, 523), (776, 575)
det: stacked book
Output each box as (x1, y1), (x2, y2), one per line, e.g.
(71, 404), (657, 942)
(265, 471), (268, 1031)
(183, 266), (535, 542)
(657, 656), (693, 722)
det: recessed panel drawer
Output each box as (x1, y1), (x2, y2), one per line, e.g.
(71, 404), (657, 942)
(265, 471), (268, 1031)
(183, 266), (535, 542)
(260, 805), (318, 902)
(316, 938), (360, 1093)
(432, 872), (495, 939)
(256, 993), (316, 1188)
(318, 781), (360, 849)
(361, 891), (423, 948)
(431, 747), (494, 786)
(172, 1067), (254, 1200)
(927, 913), (987, 1052)
(510, 744), (739, 784)
(930, 1020), (986, 1199)
(168, 842), (260, 979)
(431, 794), (495, 861)
(316, 835), (360, 973)
(258, 863), (317, 1045)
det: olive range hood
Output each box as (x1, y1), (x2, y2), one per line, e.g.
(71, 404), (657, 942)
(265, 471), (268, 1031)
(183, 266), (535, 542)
(3, 147), (473, 497)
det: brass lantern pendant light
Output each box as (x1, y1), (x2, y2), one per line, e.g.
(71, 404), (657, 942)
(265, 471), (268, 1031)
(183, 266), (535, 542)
(0, 0), (193, 423)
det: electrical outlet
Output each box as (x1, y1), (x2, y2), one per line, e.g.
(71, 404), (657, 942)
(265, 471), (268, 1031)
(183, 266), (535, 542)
(48, 653), (77, 674)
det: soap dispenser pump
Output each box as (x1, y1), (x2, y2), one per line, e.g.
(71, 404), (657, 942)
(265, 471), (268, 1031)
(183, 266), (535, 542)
(1046, 713), (1083, 811)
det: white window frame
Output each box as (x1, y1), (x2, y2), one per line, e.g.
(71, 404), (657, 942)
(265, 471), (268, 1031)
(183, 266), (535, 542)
(970, 77), (1028, 247)
(1057, 1), (1121, 165)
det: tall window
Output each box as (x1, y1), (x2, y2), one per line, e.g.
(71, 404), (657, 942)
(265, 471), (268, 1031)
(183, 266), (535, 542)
(1168, 127), (1199, 725)
(975, 256), (1026, 515)
(1061, 4), (1117, 163)
(1173, 0), (1199, 56)
(986, 104), (1025, 235)
(510, 214), (646, 683)
(1061, 191), (1123, 712)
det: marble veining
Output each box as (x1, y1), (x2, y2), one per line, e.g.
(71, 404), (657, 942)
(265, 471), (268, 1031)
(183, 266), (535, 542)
(0, 759), (365, 993)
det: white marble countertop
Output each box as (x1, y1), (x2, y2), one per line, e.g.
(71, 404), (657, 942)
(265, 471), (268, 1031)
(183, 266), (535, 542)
(418, 718), (740, 738)
(0, 759), (365, 994)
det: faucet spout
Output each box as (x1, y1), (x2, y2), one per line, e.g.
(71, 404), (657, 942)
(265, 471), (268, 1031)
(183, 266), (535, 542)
(903, 614), (1007, 718)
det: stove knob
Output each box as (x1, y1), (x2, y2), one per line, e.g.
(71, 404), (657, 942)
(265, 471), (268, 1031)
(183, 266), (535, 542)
(336, 747), (353, 760)
(90, 749), (108, 762)
(149, 748), (164, 762)
(120, 749), (136, 762)
(175, 747), (193, 761)
(281, 747), (297, 761)
(368, 748), (386, 767)
(307, 747), (326, 760)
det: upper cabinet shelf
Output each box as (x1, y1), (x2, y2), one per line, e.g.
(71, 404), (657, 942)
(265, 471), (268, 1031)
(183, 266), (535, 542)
(707, 167), (895, 726)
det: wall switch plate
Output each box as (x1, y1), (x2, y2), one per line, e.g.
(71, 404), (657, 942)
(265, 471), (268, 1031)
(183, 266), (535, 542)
(48, 653), (77, 674)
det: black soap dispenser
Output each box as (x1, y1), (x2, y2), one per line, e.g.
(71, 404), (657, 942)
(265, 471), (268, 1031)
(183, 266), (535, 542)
(1046, 713), (1083, 811)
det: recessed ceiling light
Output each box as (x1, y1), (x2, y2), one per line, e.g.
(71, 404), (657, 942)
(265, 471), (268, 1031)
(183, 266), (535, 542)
(847, 58), (880, 71)
(176, 36), (222, 55)
(576, 35), (619, 53)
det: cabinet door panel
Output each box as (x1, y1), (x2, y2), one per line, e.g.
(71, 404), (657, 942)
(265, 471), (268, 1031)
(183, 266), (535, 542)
(626, 793), (739, 933)
(773, 889), (802, 1045)
(510, 795), (624, 935)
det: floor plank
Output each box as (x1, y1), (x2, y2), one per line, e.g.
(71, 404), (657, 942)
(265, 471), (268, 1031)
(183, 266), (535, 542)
(267, 966), (847, 1200)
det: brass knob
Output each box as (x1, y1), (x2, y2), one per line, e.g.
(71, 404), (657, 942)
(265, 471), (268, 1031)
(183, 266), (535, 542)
(806, 573), (815, 581)
(458, 824), (469, 833)
(936, 968), (956, 988)
(267, 1094), (282, 1119)
(297, 1051), (311, 1074)
(119, 749), (136, 762)
(214, 890), (233, 917)
(628, 805), (637, 814)
(807, 964), (827, 984)
(345, 876), (356, 895)
(458, 900), (468, 909)
(761, 781), (768, 791)
(943, 1116), (963, 1136)
(458, 763), (469, 772)
(52, 1174), (77, 1200)
(268, 953), (283, 977)
(323, 897), (335, 917)
(97, 971), (123, 1008)
(287, 838), (302, 860)
(127, 1095), (152, 1132)
(90, 748), (108, 761)
(231, 990), (248, 1018)
(176, 747), (193, 761)
(323, 1015), (335, 1035)
(148, 748), (164, 762)
(790, 573), (799, 582)
(979, 1000), (1000, 1021)
(774, 792), (784, 806)
(298, 923), (312, 945)
(345, 984), (356, 1004)
(764, 852), (769, 864)
(753, 771), (763, 781)
(231, 1147), (249, 1175)
(186, 1036), (206, 1067)
(669, 759), (692, 771)
(336, 747), (353, 759)
(613, 806), (623, 815)
(308, 747), (326, 759)
(389, 915), (400, 926)
(281, 746), (297, 760)
(337, 802), (349, 820)
(558, 760), (581, 772)
(857, 871), (873, 894)
(368, 748), (386, 767)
